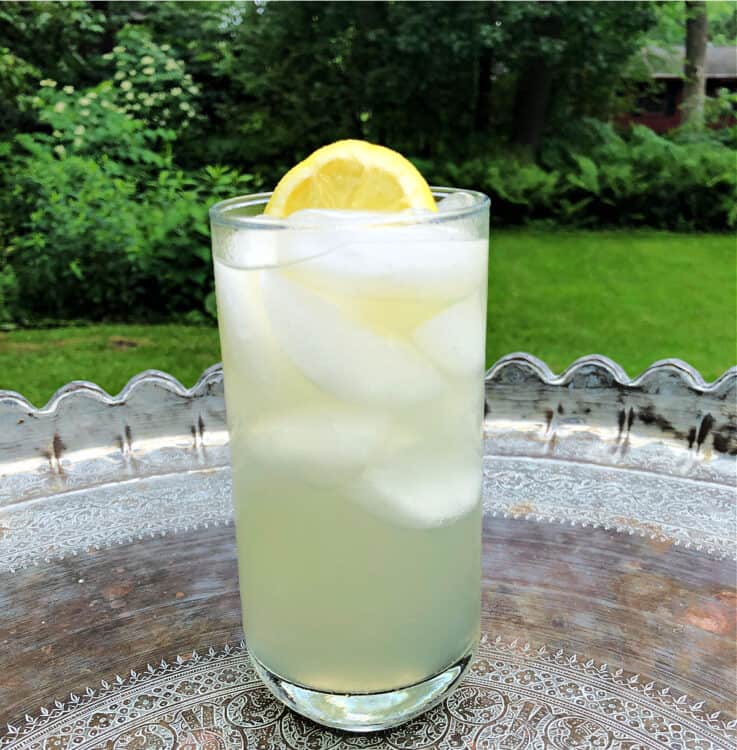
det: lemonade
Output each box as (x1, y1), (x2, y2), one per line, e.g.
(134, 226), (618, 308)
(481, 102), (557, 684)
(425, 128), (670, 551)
(210, 142), (489, 731)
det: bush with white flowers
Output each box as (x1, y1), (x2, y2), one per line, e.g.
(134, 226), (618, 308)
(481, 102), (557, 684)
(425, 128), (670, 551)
(103, 26), (199, 132)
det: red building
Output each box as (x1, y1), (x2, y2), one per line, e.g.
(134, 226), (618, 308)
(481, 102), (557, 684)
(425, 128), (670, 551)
(627, 45), (737, 133)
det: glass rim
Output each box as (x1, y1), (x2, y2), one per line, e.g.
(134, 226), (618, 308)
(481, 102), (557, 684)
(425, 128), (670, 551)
(209, 186), (489, 231)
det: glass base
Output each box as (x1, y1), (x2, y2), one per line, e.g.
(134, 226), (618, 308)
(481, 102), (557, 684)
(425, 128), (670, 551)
(252, 643), (476, 732)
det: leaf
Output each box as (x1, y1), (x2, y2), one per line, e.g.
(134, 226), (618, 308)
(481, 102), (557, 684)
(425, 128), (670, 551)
(68, 259), (84, 280)
(568, 155), (600, 195)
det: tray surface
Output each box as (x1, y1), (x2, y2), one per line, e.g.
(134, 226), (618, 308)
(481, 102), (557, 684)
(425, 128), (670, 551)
(1, 354), (735, 750)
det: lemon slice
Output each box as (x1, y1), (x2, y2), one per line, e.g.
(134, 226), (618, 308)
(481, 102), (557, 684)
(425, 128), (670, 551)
(264, 139), (437, 217)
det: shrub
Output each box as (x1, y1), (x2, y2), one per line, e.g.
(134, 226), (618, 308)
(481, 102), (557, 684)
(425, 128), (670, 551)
(8, 142), (150, 319)
(425, 122), (736, 230)
(0, 24), (255, 324)
(21, 26), (196, 170)
(6, 138), (252, 321)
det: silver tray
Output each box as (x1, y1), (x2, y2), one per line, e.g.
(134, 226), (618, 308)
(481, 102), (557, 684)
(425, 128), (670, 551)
(1, 353), (735, 750)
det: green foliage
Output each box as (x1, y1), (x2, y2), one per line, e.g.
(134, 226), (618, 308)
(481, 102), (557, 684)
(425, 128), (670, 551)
(645, 1), (737, 46)
(154, 0), (656, 174)
(704, 87), (737, 148)
(19, 27), (197, 166)
(0, 19), (255, 324)
(26, 79), (170, 168)
(8, 149), (149, 318)
(0, 1), (733, 326)
(5, 140), (251, 321)
(427, 121), (736, 230)
(0, 257), (19, 324)
(0, 45), (40, 133)
(101, 27), (200, 133)
(0, 1), (106, 88)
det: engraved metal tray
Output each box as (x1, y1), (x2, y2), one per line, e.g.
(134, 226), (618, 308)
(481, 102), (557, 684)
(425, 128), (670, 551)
(1, 353), (735, 750)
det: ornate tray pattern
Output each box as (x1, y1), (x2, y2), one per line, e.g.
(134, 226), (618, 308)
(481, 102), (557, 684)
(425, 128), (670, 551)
(3, 638), (736, 750)
(1, 354), (735, 750)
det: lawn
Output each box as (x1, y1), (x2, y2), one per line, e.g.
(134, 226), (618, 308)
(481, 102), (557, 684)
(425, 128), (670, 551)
(1, 230), (734, 407)
(486, 229), (735, 379)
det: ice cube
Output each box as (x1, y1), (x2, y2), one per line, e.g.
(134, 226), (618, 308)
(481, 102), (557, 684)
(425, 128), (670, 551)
(215, 261), (303, 394)
(287, 208), (400, 226)
(412, 292), (486, 378)
(262, 272), (446, 405)
(242, 406), (387, 486)
(437, 191), (477, 213)
(212, 220), (283, 269)
(355, 443), (482, 527)
(215, 261), (274, 366)
(285, 225), (487, 302)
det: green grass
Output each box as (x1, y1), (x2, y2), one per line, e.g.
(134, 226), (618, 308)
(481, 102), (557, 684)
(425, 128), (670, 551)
(487, 230), (735, 380)
(1, 230), (734, 407)
(0, 325), (222, 407)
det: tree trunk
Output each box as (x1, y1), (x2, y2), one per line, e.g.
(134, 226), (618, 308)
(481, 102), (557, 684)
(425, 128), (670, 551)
(474, 47), (493, 133)
(511, 57), (555, 151)
(511, 15), (560, 152)
(682, 0), (708, 127)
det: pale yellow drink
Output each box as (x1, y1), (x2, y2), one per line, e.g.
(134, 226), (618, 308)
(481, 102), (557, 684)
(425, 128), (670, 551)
(211, 189), (489, 727)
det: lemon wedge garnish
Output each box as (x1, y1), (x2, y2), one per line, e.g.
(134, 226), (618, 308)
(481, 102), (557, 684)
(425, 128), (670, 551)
(264, 139), (437, 217)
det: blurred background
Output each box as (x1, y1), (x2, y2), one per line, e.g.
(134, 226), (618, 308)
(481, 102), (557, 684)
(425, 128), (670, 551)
(0, 0), (735, 405)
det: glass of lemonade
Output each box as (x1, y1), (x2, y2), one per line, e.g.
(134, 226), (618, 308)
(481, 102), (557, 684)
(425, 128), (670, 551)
(210, 185), (489, 731)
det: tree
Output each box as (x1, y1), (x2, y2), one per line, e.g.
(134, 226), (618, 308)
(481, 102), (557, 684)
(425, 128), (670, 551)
(502, 2), (656, 152)
(0, 0), (661, 172)
(682, 1), (708, 127)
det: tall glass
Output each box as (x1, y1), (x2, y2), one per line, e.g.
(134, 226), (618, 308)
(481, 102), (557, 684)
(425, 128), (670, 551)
(210, 189), (490, 731)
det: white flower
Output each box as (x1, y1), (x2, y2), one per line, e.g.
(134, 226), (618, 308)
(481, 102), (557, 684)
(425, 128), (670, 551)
(162, 108), (170, 117)
(52, 129), (62, 137)
(170, 87), (182, 96)
(40, 79), (57, 88)
(160, 44), (171, 51)
(53, 101), (66, 113)
(143, 96), (155, 106)
(80, 108), (90, 117)
(73, 137), (83, 147)
(63, 85), (74, 94)
(102, 52), (114, 60)
(165, 60), (177, 71)
(142, 67), (154, 75)
(140, 55), (154, 65)
(113, 46), (126, 53)
(74, 125), (85, 135)
(125, 92), (135, 101)
(87, 91), (97, 99)
(54, 144), (66, 155)
(100, 100), (111, 108)
(179, 101), (190, 111)
(128, 70), (137, 77)
(79, 97), (91, 106)
(114, 71), (126, 80)
(188, 86), (198, 94)
(120, 80), (133, 91)
(131, 104), (141, 111)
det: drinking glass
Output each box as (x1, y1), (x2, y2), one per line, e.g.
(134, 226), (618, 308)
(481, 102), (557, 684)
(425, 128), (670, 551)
(210, 188), (490, 731)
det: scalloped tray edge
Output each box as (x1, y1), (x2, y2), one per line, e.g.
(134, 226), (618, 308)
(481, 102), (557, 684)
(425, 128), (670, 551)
(2, 354), (735, 415)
